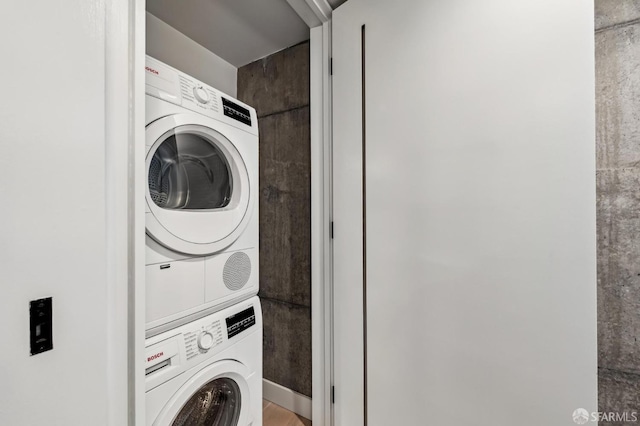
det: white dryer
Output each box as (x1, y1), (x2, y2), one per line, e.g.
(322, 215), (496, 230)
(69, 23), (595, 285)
(145, 56), (259, 336)
(145, 297), (262, 426)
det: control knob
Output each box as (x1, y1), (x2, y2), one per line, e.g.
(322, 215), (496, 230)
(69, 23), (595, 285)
(193, 86), (210, 104)
(197, 331), (214, 350)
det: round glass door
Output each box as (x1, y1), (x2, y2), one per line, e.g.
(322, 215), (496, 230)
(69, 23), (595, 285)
(149, 131), (233, 211)
(145, 115), (254, 256)
(171, 378), (241, 426)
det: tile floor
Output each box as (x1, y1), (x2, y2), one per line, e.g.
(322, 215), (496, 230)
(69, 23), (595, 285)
(263, 400), (312, 426)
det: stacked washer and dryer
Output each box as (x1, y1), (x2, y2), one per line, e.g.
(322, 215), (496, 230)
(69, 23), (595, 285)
(143, 56), (262, 426)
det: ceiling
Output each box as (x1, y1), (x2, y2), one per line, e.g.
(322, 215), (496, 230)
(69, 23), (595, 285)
(147, 0), (313, 67)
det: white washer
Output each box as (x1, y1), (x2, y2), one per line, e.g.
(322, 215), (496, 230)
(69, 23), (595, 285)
(145, 297), (262, 426)
(145, 56), (259, 336)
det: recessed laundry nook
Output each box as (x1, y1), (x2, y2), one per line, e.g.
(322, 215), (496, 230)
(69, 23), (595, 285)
(143, 0), (317, 424)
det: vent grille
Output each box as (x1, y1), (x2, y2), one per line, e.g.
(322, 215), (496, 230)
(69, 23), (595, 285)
(223, 252), (251, 291)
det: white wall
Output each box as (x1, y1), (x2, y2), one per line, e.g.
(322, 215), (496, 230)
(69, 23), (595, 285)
(0, 0), (130, 425)
(146, 12), (237, 97)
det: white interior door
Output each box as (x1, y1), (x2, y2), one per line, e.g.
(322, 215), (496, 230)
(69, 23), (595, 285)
(332, 1), (597, 425)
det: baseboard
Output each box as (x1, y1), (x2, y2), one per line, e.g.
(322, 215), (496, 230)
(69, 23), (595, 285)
(263, 379), (312, 421)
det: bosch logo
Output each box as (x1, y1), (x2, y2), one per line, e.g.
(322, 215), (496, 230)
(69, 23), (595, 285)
(145, 66), (159, 75)
(147, 352), (164, 362)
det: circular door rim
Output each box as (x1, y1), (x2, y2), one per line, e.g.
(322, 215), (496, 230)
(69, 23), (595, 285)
(153, 359), (252, 426)
(145, 114), (254, 256)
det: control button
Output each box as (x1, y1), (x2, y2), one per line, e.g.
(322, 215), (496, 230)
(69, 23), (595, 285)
(193, 86), (210, 104)
(197, 331), (215, 350)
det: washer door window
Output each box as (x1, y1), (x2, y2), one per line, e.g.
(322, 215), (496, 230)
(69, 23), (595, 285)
(145, 115), (253, 256)
(153, 360), (252, 426)
(172, 378), (241, 426)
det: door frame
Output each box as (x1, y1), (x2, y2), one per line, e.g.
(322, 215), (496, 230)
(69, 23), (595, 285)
(117, 0), (146, 424)
(310, 19), (334, 426)
(287, 1), (335, 425)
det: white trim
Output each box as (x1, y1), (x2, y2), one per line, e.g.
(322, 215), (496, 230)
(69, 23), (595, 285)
(287, 0), (332, 27)
(105, 0), (146, 424)
(305, 0), (333, 22)
(131, 0), (146, 424)
(263, 379), (313, 421)
(286, 0), (322, 28)
(105, 0), (130, 424)
(311, 20), (334, 426)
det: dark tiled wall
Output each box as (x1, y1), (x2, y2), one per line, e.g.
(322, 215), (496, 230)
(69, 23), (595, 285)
(596, 0), (640, 419)
(237, 41), (312, 397)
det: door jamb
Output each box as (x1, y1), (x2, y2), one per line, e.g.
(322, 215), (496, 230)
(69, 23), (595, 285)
(290, 0), (335, 424)
(106, 0), (145, 422)
(310, 20), (334, 426)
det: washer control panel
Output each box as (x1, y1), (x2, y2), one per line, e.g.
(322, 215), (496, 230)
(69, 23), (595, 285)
(193, 86), (210, 104)
(183, 319), (224, 361)
(144, 297), (261, 392)
(226, 306), (256, 339)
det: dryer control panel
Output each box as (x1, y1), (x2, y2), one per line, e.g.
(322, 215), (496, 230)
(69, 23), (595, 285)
(222, 97), (252, 126)
(145, 55), (258, 136)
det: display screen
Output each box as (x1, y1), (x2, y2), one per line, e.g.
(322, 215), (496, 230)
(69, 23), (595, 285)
(222, 97), (252, 126)
(226, 306), (256, 339)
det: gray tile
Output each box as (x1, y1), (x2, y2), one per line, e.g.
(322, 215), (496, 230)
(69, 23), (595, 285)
(596, 0), (640, 31)
(598, 368), (640, 423)
(262, 298), (312, 397)
(259, 187), (311, 307)
(598, 168), (640, 373)
(596, 23), (640, 170)
(237, 42), (310, 118)
(259, 107), (311, 165)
